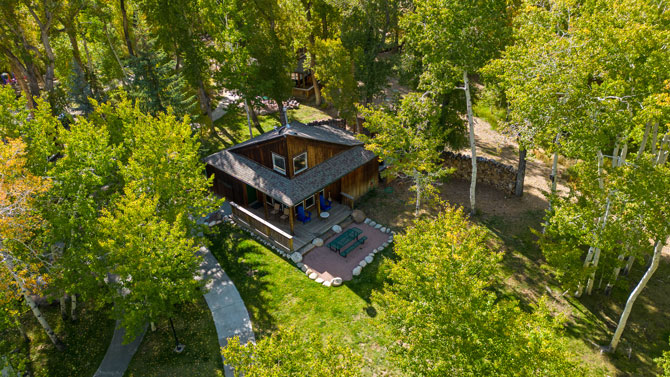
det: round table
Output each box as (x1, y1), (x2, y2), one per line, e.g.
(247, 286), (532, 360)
(319, 212), (330, 219)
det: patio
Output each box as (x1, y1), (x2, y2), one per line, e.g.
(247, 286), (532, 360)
(302, 223), (389, 281)
(247, 202), (352, 252)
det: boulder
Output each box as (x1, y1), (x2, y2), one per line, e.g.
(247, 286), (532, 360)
(352, 266), (362, 276)
(296, 262), (304, 269)
(359, 260), (367, 268)
(300, 265), (308, 272)
(365, 255), (373, 264)
(315, 277), (324, 284)
(374, 224), (382, 230)
(290, 252), (303, 263)
(312, 238), (324, 247)
(309, 272), (318, 280)
(332, 277), (343, 286)
(364, 218), (371, 224)
(369, 221), (377, 227)
(380, 227), (387, 233)
(323, 280), (332, 287)
(351, 210), (366, 223)
(332, 225), (342, 233)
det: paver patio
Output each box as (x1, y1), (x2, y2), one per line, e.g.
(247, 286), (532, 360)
(302, 223), (389, 281)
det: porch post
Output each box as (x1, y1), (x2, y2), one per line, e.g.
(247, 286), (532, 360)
(315, 194), (321, 217)
(262, 193), (269, 219)
(289, 205), (295, 235)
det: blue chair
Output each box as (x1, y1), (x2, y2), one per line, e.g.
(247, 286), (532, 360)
(319, 194), (332, 211)
(296, 205), (311, 224)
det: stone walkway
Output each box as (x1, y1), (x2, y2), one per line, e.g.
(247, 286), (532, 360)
(93, 243), (254, 377)
(197, 246), (255, 377)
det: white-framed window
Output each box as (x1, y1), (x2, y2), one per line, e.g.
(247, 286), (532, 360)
(293, 152), (308, 174)
(304, 195), (315, 209)
(272, 153), (286, 174)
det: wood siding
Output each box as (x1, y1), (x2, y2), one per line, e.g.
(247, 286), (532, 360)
(234, 137), (288, 174)
(206, 165), (247, 205)
(285, 135), (350, 177)
(341, 158), (379, 200)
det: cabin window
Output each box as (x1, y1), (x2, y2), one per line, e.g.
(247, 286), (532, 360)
(293, 152), (308, 174)
(304, 195), (315, 209)
(272, 153), (286, 174)
(265, 195), (274, 206)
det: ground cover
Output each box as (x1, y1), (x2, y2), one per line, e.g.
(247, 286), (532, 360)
(208, 225), (401, 376)
(6, 303), (115, 377)
(125, 296), (223, 377)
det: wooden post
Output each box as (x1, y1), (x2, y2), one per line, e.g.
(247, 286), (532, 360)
(289, 206), (295, 234)
(315, 194), (321, 216)
(262, 193), (269, 219)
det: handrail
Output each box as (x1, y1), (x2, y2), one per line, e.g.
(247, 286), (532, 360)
(229, 202), (293, 240)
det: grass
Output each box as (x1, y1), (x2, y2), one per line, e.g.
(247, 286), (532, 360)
(5, 303), (115, 377)
(125, 296), (223, 377)
(473, 101), (507, 131)
(208, 225), (400, 376)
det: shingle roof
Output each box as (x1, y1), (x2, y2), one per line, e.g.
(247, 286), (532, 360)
(228, 121), (363, 152)
(205, 145), (376, 206)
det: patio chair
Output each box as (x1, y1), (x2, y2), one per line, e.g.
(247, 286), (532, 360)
(280, 207), (289, 222)
(319, 194), (332, 211)
(296, 205), (311, 224)
(270, 203), (280, 216)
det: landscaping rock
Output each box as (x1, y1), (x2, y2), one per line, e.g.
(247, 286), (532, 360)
(373, 248), (379, 254)
(364, 218), (371, 224)
(290, 252), (303, 263)
(309, 272), (318, 280)
(388, 236), (393, 243)
(352, 266), (362, 276)
(312, 238), (324, 247)
(305, 268), (313, 276)
(359, 260), (367, 268)
(380, 227), (387, 233)
(296, 262), (304, 269)
(323, 280), (332, 287)
(332, 225), (342, 233)
(369, 221), (377, 227)
(365, 255), (373, 264)
(315, 277), (324, 284)
(382, 242), (389, 248)
(301, 265), (308, 272)
(375, 224), (382, 229)
(352, 210), (366, 223)
(332, 277), (343, 286)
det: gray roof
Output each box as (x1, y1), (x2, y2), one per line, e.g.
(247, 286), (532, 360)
(205, 145), (376, 206)
(228, 121), (363, 151)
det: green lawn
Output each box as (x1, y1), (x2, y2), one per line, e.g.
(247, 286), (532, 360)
(6, 303), (115, 377)
(125, 297), (223, 377)
(208, 225), (400, 376)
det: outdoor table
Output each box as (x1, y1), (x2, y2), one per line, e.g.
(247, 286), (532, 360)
(327, 227), (363, 253)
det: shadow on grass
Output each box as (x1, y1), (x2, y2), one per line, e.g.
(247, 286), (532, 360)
(344, 246), (399, 308)
(207, 224), (277, 338)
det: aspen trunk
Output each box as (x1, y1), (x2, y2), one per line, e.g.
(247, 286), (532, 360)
(586, 193), (612, 295)
(463, 70), (477, 215)
(551, 149), (559, 194)
(622, 255), (635, 276)
(414, 170), (421, 217)
(651, 122), (659, 155)
(120, 0), (135, 57)
(637, 122), (651, 159)
(515, 148), (527, 197)
(244, 99), (254, 139)
(249, 105), (264, 134)
(104, 24), (128, 86)
(39, 29), (56, 93)
(151, 322), (156, 331)
(60, 295), (67, 319)
(607, 240), (665, 352)
(71, 294), (78, 321)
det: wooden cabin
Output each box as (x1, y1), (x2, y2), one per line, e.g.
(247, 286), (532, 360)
(291, 54), (315, 100)
(205, 121), (379, 250)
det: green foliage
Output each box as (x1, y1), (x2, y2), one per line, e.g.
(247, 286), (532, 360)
(312, 38), (358, 123)
(373, 205), (588, 376)
(657, 339), (670, 376)
(222, 327), (363, 376)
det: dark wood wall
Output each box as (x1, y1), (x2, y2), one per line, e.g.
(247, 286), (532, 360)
(234, 138), (288, 172)
(341, 158), (379, 200)
(206, 165), (247, 205)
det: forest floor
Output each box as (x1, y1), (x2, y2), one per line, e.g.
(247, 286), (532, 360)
(357, 115), (670, 376)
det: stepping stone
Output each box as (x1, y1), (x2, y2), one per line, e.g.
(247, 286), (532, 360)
(332, 277), (343, 286)
(352, 266), (362, 276)
(315, 277), (324, 284)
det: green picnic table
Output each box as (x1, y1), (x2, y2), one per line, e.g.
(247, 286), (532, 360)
(327, 227), (363, 253)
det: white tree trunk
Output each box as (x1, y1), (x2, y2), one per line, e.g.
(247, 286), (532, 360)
(414, 171), (422, 217)
(463, 70), (477, 215)
(104, 24), (128, 86)
(551, 149), (559, 194)
(244, 98), (253, 139)
(151, 322), (156, 332)
(60, 295), (67, 319)
(623, 255), (635, 275)
(586, 192), (612, 295)
(607, 239), (665, 352)
(637, 122), (651, 159)
(651, 122), (659, 155)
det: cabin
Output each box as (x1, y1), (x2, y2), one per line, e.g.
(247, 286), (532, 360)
(205, 121), (379, 252)
(291, 53), (315, 100)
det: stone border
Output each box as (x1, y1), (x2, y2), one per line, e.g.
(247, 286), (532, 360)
(351, 218), (394, 278)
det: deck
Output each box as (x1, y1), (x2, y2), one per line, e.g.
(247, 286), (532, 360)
(247, 202), (352, 252)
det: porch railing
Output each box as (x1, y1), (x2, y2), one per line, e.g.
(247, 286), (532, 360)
(229, 202), (294, 251)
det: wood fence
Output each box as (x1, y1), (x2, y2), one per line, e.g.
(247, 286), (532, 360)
(230, 202), (294, 251)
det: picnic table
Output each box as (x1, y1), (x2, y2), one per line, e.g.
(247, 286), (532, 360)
(327, 227), (362, 253)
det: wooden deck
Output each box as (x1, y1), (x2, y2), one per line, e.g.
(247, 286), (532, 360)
(247, 202), (352, 252)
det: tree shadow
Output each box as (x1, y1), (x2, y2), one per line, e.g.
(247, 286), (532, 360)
(207, 224), (277, 338)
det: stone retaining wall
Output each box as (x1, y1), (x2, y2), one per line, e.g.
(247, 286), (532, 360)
(442, 151), (517, 195)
